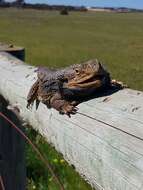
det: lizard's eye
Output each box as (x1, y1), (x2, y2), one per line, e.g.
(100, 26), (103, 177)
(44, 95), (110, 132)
(75, 69), (80, 74)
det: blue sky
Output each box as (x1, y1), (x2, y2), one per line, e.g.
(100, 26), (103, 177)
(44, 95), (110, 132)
(20, 0), (143, 9)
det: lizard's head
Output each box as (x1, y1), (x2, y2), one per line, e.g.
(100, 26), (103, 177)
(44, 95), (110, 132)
(66, 59), (109, 89)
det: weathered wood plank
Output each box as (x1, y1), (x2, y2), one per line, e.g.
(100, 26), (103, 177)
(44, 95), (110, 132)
(0, 52), (143, 190)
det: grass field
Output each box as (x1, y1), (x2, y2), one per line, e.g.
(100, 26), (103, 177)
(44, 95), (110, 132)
(0, 8), (143, 190)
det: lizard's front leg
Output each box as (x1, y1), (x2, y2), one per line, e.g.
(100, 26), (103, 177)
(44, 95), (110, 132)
(27, 79), (39, 109)
(50, 93), (78, 117)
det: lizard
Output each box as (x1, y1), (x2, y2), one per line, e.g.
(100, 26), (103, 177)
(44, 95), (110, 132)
(27, 59), (124, 116)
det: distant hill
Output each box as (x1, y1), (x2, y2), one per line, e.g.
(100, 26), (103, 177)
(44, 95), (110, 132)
(0, 1), (87, 11)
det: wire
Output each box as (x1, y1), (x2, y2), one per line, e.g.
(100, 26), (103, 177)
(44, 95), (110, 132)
(0, 175), (5, 190)
(77, 111), (143, 142)
(0, 112), (65, 190)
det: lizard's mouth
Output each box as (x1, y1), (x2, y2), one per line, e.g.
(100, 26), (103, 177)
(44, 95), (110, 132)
(67, 74), (102, 89)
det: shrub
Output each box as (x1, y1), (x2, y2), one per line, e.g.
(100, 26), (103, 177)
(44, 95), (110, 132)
(60, 9), (69, 15)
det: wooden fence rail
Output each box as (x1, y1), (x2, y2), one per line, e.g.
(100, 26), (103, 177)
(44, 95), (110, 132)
(0, 51), (143, 190)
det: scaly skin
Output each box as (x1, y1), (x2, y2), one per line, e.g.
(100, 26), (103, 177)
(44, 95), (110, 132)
(27, 59), (113, 116)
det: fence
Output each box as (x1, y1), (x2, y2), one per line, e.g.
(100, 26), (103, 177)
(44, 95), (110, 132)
(0, 47), (143, 190)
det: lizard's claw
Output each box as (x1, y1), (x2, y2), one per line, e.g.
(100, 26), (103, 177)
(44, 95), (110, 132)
(111, 79), (128, 89)
(60, 102), (78, 117)
(26, 101), (34, 110)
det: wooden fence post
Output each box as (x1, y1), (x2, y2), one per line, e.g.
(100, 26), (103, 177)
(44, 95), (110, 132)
(0, 44), (26, 190)
(0, 43), (25, 61)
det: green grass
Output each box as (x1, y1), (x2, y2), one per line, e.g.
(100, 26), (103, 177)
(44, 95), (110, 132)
(26, 128), (92, 190)
(0, 8), (143, 90)
(0, 8), (143, 190)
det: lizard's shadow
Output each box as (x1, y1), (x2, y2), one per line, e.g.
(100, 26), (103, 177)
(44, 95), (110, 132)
(65, 85), (124, 104)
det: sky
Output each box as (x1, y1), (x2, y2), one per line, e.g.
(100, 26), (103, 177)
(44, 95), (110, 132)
(9, 0), (143, 9)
